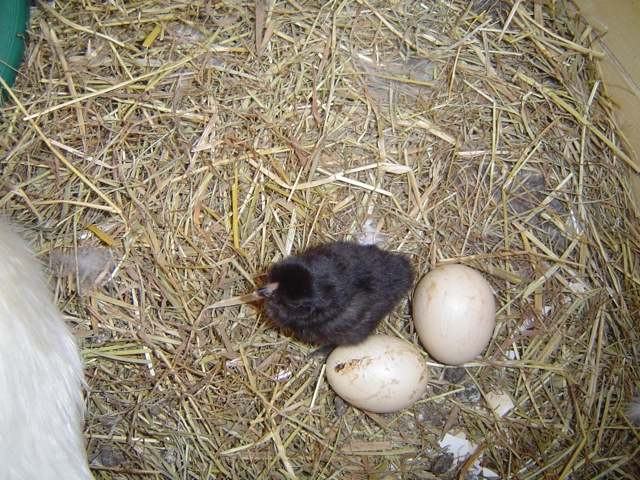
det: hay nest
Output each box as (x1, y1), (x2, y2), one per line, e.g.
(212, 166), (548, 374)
(1, 0), (638, 478)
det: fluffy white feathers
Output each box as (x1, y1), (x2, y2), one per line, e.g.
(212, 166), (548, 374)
(0, 222), (92, 480)
(625, 396), (640, 424)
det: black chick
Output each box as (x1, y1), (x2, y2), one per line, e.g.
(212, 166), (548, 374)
(257, 241), (414, 346)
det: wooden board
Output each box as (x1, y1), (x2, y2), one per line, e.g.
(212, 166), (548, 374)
(574, 0), (640, 209)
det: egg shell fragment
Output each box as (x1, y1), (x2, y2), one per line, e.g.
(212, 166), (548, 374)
(413, 264), (495, 365)
(326, 334), (429, 413)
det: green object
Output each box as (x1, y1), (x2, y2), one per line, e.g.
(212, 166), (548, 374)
(0, 0), (30, 103)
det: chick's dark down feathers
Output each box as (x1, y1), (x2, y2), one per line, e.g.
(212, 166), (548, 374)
(259, 242), (414, 345)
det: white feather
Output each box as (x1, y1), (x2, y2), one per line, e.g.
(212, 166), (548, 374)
(625, 396), (640, 423)
(356, 218), (387, 246)
(0, 221), (92, 479)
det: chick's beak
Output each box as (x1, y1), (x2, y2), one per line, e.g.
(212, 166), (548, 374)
(257, 282), (279, 298)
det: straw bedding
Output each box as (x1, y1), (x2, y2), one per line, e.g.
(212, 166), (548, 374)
(1, 0), (638, 478)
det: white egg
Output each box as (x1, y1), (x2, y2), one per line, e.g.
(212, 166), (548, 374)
(413, 264), (495, 365)
(326, 335), (429, 413)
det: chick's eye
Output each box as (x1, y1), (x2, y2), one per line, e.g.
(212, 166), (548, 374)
(280, 283), (312, 301)
(320, 282), (336, 296)
(281, 297), (308, 309)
